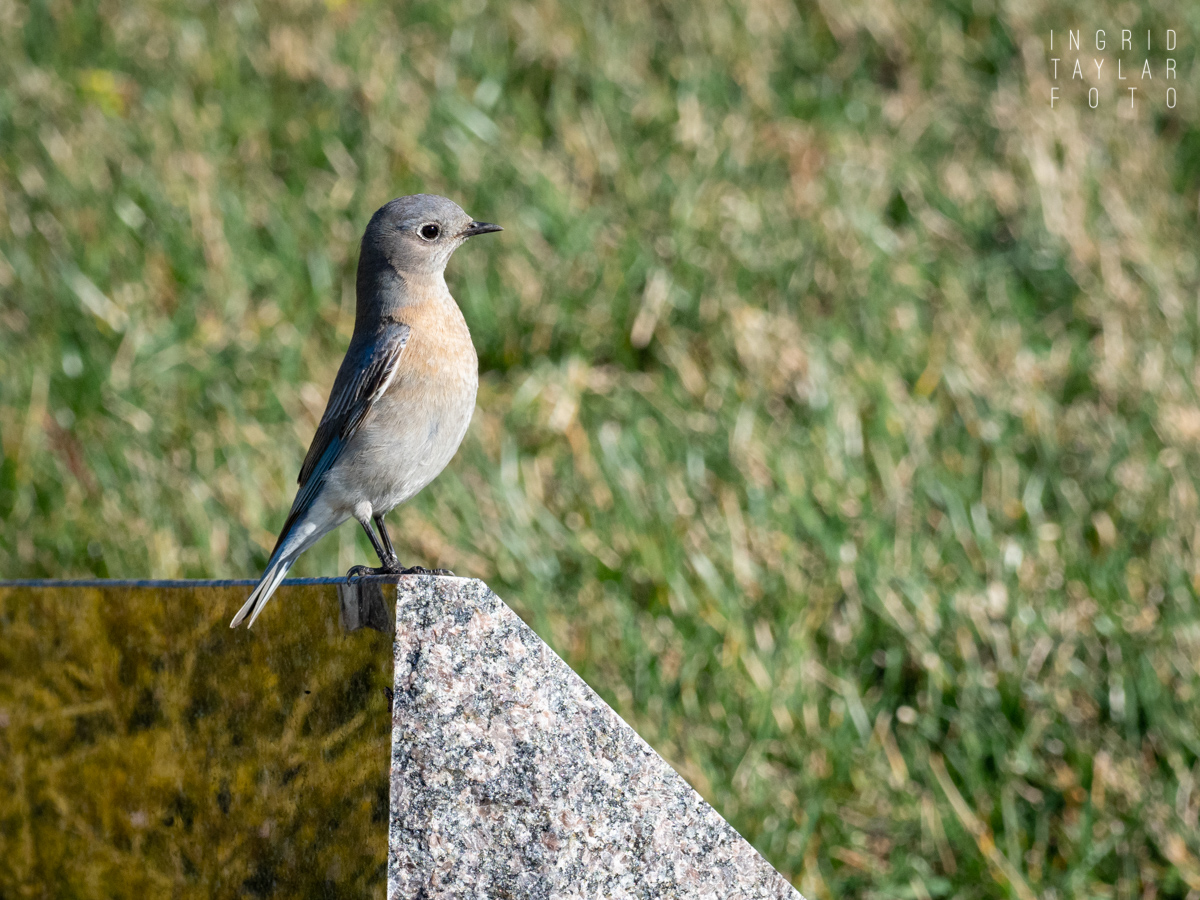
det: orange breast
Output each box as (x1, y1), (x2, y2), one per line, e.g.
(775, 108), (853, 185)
(391, 296), (478, 394)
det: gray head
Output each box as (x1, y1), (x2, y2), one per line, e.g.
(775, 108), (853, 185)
(358, 194), (501, 280)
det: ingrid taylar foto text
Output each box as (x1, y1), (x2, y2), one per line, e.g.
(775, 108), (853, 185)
(1048, 29), (1180, 110)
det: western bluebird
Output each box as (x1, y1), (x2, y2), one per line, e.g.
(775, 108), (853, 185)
(231, 194), (501, 628)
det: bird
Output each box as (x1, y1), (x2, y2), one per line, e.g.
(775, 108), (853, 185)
(230, 194), (501, 628)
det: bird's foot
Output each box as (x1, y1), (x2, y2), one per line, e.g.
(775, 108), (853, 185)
(345, 562), (403, 581)
(398, 565), (455, 577)
(345, 563), (454, 581)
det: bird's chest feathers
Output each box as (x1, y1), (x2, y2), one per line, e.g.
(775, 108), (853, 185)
(339, 299), (477, 513)
(371, 297), (479, 449)
(395, 305), (477, 401)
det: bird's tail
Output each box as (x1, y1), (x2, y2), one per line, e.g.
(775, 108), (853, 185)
(231, 517), (328, 628)
(233, 483), (346, 628)
(230, 552), (295, 629)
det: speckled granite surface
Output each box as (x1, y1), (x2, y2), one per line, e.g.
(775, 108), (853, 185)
(388, 576), (803, 900)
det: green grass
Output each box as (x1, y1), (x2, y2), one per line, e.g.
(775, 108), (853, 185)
(3, 0), (1200, 896)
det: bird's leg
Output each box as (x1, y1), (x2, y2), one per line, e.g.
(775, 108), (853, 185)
(377, 514), (455, 577)
(346, 514), (455, 580)
(346, 517), (403, 580)
(361, 517), (399, 569)
(374, 513), (398, 566)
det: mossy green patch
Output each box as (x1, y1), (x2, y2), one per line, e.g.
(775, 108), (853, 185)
(0, 583), (392, 898)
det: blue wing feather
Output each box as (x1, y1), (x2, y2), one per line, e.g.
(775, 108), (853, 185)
(268, 321), (411, 558)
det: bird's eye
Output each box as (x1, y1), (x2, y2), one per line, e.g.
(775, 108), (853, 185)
(419, 223), (441, 241)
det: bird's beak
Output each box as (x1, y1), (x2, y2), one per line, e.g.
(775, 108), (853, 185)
(461, 221), (503, 238)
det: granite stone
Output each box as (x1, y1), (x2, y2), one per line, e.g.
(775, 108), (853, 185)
(388, 575), (803, 900)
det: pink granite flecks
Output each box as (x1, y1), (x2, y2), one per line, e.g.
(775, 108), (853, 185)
(388, 576), (803, 900)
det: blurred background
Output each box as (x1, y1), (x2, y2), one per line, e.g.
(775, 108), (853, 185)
(3, 0), (1200, 895)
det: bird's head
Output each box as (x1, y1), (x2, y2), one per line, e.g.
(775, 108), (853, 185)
(361, 194), (501, 278)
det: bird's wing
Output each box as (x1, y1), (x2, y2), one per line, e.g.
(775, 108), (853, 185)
(298, 321), (412, 489)
(269, 321), (411, 553)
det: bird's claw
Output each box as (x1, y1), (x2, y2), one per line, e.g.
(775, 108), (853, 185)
(346, 564), (454, 581)
(346, 563), (401, 581)
(399, 565), (455, 577)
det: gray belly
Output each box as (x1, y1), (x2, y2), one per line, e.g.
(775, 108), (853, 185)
(323, 372), (477, 517)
